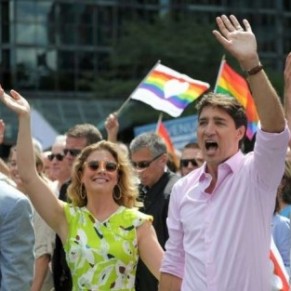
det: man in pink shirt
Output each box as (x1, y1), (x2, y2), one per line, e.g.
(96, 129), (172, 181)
(159, 15), (290, 291)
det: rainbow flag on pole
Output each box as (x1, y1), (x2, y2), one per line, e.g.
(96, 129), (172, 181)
(131, 62), (210, 117)
(156, 119), (179, 169)
(214, 58), (259, 140)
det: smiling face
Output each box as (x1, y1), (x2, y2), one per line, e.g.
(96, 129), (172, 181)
(81, 149), (119, 198)
(197, 106), (245, 170)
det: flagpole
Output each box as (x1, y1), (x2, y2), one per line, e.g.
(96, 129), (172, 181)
(155, 112), (163, 133)
(115, 60), (161, 117)
(213, 54), (225, 93)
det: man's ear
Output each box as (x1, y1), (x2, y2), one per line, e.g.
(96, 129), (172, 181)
(160, 153), (168, 165)
(237, 125), (246, 140)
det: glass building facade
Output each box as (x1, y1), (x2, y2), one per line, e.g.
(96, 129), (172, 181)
(1, 0), (290, 97)
(0, 0), (290, 145)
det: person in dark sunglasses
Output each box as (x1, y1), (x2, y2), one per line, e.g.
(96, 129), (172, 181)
(0, 88), (164, 291)
(180, 142), (204, 177)
(63, 148), (81, 157)
(48, 136), (71, 191)
(84, 160), (119, 172)
(129, 132), (180, 291)
(63, 123), (102, 171)
(48, 153), (64, 162)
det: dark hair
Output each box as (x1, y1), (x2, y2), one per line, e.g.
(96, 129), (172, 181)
(196, 92), (247, 146)
(66, 123), (103, 146)
(197, 93), (247, 129)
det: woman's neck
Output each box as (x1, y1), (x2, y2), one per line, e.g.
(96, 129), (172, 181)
(86, 194), (120, 221)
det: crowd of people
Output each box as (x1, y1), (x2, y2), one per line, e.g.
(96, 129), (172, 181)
(0, 14), (290, 291)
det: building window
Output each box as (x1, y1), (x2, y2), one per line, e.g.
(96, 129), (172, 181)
(16, 48), (37, 89)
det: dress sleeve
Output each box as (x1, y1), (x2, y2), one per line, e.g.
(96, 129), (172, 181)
(134, 210), (153, 228)
(121, 208), (153, 229)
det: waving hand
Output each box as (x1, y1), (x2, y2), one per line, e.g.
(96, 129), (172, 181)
(0, 85), (30, 117)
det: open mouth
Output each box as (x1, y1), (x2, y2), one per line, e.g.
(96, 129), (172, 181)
(205, 141), (218, 151)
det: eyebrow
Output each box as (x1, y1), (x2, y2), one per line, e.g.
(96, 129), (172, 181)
(213, 117), (227, 122)
(199, 116), (227, 122)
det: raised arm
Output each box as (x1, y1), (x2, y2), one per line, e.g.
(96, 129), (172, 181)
(0, 86), (67, 240)
(213, 14), (285, 133)
(284, 52), (291, 147)
(0, 120), (10, 177)
(105, 112), (119, 143)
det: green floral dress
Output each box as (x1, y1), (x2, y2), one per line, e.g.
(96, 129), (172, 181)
(63, 204), (152, 290)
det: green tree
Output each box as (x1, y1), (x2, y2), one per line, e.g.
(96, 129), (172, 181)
(93, 16), (224, 131)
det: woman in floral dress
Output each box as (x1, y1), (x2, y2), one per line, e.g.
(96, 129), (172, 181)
(0, 85), (164, 290)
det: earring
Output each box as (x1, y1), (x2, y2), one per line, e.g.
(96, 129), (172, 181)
(80, 184), (86, 200)
(113, 184), (122, 200)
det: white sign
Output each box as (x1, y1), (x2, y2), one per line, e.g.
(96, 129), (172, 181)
(31, 108), (59, 150)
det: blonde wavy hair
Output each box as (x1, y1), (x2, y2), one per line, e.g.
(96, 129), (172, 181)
(67, 140), (139, 208)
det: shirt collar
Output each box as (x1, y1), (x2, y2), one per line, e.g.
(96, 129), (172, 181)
(199, 150), (244, 181)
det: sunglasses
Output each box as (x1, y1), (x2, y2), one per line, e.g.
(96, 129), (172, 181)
(180, 159), (198, 168)
(132, 153), (163, 170)
(85, 160), (119, 172)
(64, 148), (81, 157)
(48, 153), (64, 162)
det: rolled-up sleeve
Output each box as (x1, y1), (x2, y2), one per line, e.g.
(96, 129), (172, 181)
(254, 125), (290, 192)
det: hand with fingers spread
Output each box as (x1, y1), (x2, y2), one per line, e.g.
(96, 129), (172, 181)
(0, 85), (30, 117)
(212, 14), (285, 133)
(212, 14), (259, 70)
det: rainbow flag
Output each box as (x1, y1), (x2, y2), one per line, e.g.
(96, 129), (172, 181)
(131, 63), (210, 117)
(215, 59), (259, 140)
(156, 120), (179, 169)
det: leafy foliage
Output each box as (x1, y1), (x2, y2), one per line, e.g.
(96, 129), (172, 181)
(92, 16), (224, 101)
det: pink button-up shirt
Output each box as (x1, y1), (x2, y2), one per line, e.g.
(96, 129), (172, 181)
(161, 127), (289, 291)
